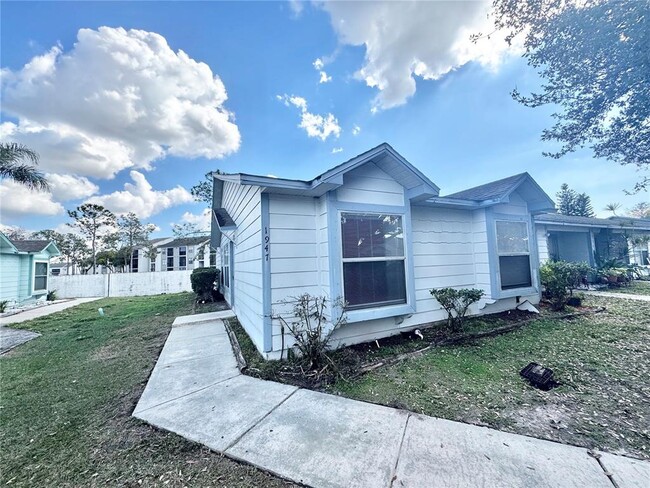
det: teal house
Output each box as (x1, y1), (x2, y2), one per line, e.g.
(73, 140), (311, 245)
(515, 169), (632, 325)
(0, 232), (60, 308)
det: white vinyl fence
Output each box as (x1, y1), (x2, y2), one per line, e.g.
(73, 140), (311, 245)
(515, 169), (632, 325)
(50, 270), (193, 298)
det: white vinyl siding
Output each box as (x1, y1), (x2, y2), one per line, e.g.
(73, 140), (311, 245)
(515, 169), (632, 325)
(336, 162), (405, 206)
(221, 181), (264, 350)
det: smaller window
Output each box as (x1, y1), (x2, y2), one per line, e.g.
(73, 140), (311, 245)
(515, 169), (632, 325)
(179, 256), (187, 270)
(51, 268), (61, 276)
(150, 262), (155, 272)
(167, 257), (174, 271)
(34, 262), (48, 291)
(131, 250), (139, 272)
(496, 220), (532, 290)
(209, 250), (216, 267)
(167, 247), (174, 257)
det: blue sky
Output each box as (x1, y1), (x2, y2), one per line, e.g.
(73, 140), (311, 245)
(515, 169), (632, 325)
(1, 1), (646, 237)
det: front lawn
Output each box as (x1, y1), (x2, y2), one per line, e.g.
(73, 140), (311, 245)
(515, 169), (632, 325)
(0, 293), (296, 487)
(330, 296), (650, 459)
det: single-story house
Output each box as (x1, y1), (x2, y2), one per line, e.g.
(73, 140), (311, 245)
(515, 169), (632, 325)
(0, 232), (60, 308)
(211, 143), (559, 359)
(535, 213), (650, 267)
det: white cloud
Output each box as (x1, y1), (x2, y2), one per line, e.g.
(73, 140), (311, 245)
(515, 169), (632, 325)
(352, 125), (361, 136)
(319, 71), (332, 84)
(0, 27), (240, 179)
(313, 58), (332, 83)
(0, 180), (64, 217)
(86, 170), (193, 218)
(47, 173), (99, 201)
(278, 94), (341, 141)
(288, 0), (304, 17)
(319, 1), (515, 110)
(331, 147), (343, 154)
(180, 208), (211, 232)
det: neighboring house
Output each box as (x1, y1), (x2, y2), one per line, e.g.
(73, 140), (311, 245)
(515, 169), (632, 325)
(535, 214), (650, 267)
(211, 143), (556, 359)
(133, 236), (212, 272)
(0, 232), (60, 307)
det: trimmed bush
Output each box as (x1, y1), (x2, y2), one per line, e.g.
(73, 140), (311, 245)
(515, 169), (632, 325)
(190, 267), (220, 302)
(539, 260), (591, 310)
(430, 287), (484, 332)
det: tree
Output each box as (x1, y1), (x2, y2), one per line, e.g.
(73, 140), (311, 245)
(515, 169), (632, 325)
(2, 226), (30, 241)
(0, 142), (49, 191)
(604, 202), (622, 216)
(33, 230), (90, 275)
(486, 0), (650, 191)
(628, 202), (650, 219)
(171, 222), (206, 238)
(556, 183), (595, 217)
(117, 212), (156, 272)
(67, 204), (116, 274)
(190, 170), (221, 205)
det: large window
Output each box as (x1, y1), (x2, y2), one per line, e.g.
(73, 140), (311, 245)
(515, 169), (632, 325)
(496, 220), (532, 290)
(34, 262), (48, 291)
(221, 242), (230, 288)
(341, 213), (406, 310)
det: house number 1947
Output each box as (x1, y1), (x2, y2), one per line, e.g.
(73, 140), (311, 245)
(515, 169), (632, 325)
(264, 226), (270, 261)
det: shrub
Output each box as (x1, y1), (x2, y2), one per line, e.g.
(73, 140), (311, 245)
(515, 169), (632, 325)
(190, 267), (220, 302)
(430, 287), (485, 332)
(0, 300), (8, 313)
(540, 260), (592, 310)
(46, 290), (57, 301)
(272, 294), (347, 369)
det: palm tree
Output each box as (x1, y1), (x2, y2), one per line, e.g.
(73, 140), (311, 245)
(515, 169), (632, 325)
(0, 142), (49, 191)
(604, 202), (622, 216)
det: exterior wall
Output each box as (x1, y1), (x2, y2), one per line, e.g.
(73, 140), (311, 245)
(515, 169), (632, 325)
(536, 226), (549, 263)
(50, 270), (193, 298)
(1, 250), (55, 305)
(0, 254), (21, 303)
(336, 162), (405, 206)
(221, 181), (264, 351)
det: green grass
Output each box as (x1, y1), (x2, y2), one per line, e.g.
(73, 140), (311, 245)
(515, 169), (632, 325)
(0, 293), (296, 487)
(329, 296), (650, 459)
(605, 279), (650, 296)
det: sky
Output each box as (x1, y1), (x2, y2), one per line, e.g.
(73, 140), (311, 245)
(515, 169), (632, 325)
(1, 0), (647, 238)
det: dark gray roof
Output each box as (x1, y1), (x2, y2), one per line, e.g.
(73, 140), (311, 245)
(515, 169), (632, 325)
(534, 213), (650, 230)
(445, 173), (529, 201)
(213, 208), (236, 229)
(161, 236), (210, 248)
(10, 240), (51, 252)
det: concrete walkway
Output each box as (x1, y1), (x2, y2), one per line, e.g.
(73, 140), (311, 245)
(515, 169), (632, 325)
(584, 290), (650, 302)
(0, 297), (102, 326)
(134, 312), (650, 488)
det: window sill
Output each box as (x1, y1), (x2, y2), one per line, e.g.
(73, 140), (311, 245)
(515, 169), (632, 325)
(493, 286), (538, 300)
(345, 303), (415, 323)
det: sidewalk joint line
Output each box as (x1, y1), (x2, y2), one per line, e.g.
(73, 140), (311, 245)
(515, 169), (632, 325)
(587, 451), (620, 488)
(389, 413), (411, 488)
(224, 387), (300, 453)
(134, 372), (241, 415)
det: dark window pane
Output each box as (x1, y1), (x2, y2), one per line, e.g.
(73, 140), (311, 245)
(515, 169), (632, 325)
(179, 257), (186, 267)
(167, 248), (173, 256)
(343, 260), (406, 309)
(35, 263), (48, 275)
(34, 276), (47, 290)
(342, 213), (403, 259)
(499, 255), (532, 290)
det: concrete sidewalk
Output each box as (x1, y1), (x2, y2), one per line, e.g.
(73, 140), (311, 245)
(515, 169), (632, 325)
(134, 312), (650, 488)
(0, 297), (102, 326)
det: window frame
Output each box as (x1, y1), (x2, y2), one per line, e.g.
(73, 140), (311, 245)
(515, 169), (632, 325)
(328, 196), (416, 324)
(340, 211), (408, 311)
(487, 210), (539, 299)
(33, 260), (49, 293)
